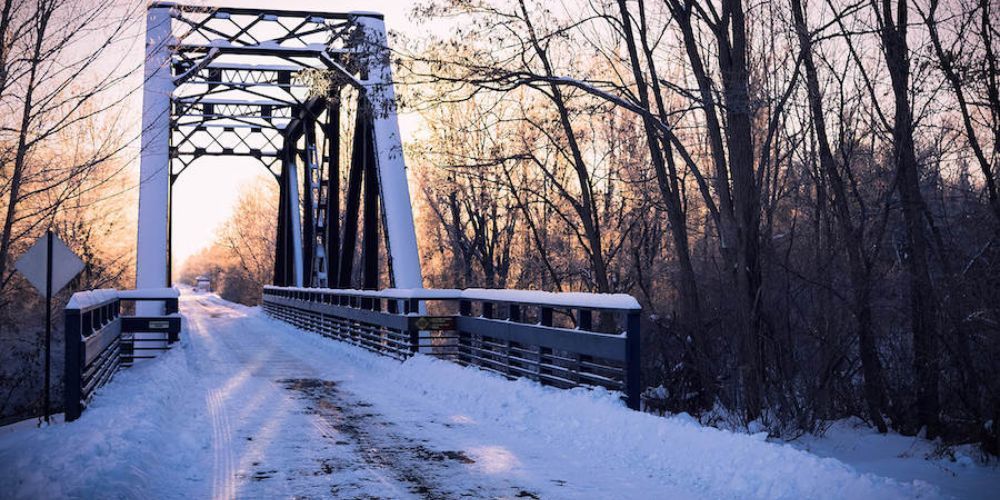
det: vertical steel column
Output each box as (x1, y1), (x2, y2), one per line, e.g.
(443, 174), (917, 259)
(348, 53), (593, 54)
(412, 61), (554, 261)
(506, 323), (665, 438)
(311, 113), (329, 288)
(136, 4), (174, 313)
(362, 122), (380, 291)
(337, 97), (370, 288)
(287, 143), (304, 287)
(325, 99), (341, 282)
(405, 298), (419, 353)
(301, 130), (315, 284)
(273, 167), (289, 286)
(351, 13), (423, 289)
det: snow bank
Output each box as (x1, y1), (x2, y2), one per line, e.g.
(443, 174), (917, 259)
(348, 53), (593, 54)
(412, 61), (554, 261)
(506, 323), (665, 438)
(0, 333), (204, 498)
(256, 307), (937, 499)
(790, 419), (998, 500)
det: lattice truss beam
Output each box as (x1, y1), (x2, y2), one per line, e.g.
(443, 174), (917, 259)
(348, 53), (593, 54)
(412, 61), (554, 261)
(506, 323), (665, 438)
(167, 4), (364, 179)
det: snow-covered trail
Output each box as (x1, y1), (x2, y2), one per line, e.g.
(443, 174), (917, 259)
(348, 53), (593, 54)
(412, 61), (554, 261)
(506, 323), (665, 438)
(181, 296), (418, 499)
(1, 293), (941, 499)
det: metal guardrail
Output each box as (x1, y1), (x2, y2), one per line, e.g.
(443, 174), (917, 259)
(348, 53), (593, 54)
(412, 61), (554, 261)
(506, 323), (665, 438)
(262, 286), (642, 409)
(63, 288), (182, 422)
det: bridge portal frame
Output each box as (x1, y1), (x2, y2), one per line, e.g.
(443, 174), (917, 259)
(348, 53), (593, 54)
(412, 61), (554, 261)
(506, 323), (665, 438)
(136, 2), (423, 304)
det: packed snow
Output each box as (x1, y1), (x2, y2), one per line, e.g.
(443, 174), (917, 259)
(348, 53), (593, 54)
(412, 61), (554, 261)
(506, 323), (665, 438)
(0, 293), (988, 498)
(788, 419), (998, 500)
(66, 287), (179, 309)
(266, 285), (642, 310)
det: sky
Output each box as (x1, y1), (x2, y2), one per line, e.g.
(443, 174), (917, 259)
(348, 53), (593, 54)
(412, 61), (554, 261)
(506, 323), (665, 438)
(165, 0), (431, 270)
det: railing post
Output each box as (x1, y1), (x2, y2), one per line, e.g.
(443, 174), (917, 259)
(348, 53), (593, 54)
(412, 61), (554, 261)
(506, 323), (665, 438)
(406, 298), (419, 354)
(167, 294), (179, 342)
(508, 304), (520, 322)
(457, 300), (471, 364)
(64, 308), (83, 422)
(537, 307), (553, 384)
(625, 310), (641, 410)
(574, 309), (594, 384)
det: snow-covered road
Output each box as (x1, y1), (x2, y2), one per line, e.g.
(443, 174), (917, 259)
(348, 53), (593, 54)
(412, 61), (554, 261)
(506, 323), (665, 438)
(1, 294), (941, 499)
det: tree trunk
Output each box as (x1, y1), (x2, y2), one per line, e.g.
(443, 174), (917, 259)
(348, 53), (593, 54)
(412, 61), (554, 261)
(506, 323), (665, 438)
(791, 0), (888, 433)
(518, 0), (612, 296)
(878, 0), (940, 437)
(718, 0), (764, 423)
(0, 5), (50, 291)
(618, 0), (711, 407)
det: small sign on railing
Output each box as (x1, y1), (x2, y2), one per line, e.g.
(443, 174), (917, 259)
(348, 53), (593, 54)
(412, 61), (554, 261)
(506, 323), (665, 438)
(408, 316), (456, 331)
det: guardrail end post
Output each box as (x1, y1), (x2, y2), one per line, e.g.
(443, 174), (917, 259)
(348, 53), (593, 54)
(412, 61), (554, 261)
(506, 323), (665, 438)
(408, 328), (419, 355)
(64, 308), (83, 422)
(625, 310), (641, 411)
(406, 299), (420, 355)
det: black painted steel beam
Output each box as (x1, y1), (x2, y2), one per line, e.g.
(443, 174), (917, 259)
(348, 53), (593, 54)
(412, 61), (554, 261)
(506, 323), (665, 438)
(325, 99), (341, 282)
(300, 128), (314, 284)
(362, 114), (380, 291)
(338, 96), (369, 288)
(273, 154), (290, 286)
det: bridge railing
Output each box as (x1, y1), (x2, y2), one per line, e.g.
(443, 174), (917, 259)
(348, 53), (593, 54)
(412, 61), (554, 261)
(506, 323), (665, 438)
(262, 286), (642, 409)
(63, 288), (181, 422)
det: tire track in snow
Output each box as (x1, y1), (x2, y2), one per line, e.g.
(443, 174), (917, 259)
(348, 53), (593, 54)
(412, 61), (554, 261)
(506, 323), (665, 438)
(185, 295), (413, 498)
(183, 296), (238, 500)
(207, 388), (236, 500)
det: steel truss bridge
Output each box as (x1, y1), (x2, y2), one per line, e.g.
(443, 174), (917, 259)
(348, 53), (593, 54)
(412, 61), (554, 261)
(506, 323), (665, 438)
(116, 2), (641, 420)
(138, 1), (420, 292)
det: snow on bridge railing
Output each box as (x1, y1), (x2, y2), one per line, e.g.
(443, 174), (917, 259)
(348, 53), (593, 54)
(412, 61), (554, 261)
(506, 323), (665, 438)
(63, 288), (182, 422)
(262, 286), (642, 409)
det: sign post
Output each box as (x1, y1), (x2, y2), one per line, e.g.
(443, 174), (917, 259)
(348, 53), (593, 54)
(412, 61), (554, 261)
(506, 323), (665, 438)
(14, 230), (85, 423)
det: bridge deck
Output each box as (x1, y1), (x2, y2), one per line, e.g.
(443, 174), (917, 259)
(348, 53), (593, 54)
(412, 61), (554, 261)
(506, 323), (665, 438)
(0, 293), (930, 499)
(180, 294), (571, 498)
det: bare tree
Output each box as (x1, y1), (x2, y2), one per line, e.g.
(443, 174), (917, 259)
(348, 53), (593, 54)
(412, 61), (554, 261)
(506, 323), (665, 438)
(0, 0), (141, 423)
(917, 0), (1000, 226)
(790, 0), (890, 432)
(0, 0), (141, 297)
(214, 178), (279, 305)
